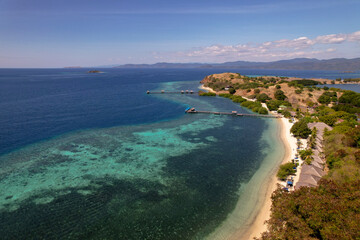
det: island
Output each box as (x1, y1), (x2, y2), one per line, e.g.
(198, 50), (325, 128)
(87, 70), (102, 73)
(199, 72), (360, 240)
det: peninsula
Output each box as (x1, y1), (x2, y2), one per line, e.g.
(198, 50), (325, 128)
(200, 72), (360, 240)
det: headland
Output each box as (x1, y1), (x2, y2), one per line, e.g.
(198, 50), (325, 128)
(200, 72), (360, 239)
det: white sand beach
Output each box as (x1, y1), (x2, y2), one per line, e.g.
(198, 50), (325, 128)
(199, 84), (216, 93)
(206, 117), (298, 240)
(199, 84), (302, 239)
(242, 117), (297, 240)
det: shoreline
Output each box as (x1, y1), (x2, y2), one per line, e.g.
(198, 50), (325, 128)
(206, 118), (297, 240)
(245, 117), (297, 239)
(199, 84), (216, 93)
(200, 83), (298, 239)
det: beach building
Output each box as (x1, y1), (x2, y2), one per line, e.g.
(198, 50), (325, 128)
(296, 122), (332, 189)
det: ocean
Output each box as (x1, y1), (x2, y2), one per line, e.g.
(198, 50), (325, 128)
(0, 68), (359, 239)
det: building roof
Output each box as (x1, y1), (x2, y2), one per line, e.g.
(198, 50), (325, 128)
(298, 174), (321, 186)
(308, 122), (333, 133)
(312, 155), (324, 164)
(296, 182), (317, 188)
(310, 161), (323, 169)
(301, 165), (325, 177)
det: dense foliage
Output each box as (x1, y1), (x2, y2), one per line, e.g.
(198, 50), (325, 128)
(256, 93), (271, 103)
(259, 179), (360, 240)
(228, 88), (236, 94)
(338, 91), (360, 107)
(218, 93), (268, 114)
(288, 79), (319, 87)
(290, 119), (311, 138)
(276, 162), (296, 180)
(198, 91), (216, 96)
(240, 101), (268, 115)
(318, 91), (337, 104)
(318, 111), (356, 126)
(218, 93), (246, 103)
(274, 90), (287, 101)
(266, 100), (291, 111)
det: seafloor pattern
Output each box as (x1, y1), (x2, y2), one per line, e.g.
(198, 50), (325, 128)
(0, 81), (269, 239)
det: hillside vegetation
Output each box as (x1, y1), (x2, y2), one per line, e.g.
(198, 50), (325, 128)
(200, 72), (360, 239)
(256, 92), (360, 240)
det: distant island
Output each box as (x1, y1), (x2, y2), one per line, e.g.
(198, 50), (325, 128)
(113, 57), (360, 71)
(87, 70), (102, 73)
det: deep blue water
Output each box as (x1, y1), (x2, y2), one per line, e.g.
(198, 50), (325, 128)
(1, 68), (359, 156)
(323, 84), (360, 92)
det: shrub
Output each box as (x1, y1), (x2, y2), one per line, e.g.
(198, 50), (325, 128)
(240, 101), (268, 114)
(339, 91), (360, 107)
(266, 100), (291, 111)
(299, 149), (313, 160)
(277, 162), (296, 180)
(258, 107), (269, 115)
(199, 91), (216, 96)
(318, 91), (337, 104)
(282, 110), (292, 118)
(229, 88), (236, 94)
(260, 179), (360, 240)
(256, 93), (271, 103)
(291, 119), (312, 138)
(254, 88), (260, 94)
(288, 79), (319, 86)
(276, 85), (281, 89)
(274, 90), (287, 100)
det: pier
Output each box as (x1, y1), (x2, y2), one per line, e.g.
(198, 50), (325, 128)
(185, 108), (280, 118)
(147, 90), (194, 94)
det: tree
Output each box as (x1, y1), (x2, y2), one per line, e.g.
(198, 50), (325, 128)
(258, 180), (360, 240)
(277, 162), (296, 180)
(318, 92), (337, 105)
(229, 88), (236, 94)
(258, 107), (269, 115)
(290, 120), (311, 138)
(274, 90), (287, 101)
(256, 93), (271, 103)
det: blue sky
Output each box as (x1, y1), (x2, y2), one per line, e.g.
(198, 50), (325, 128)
(0, 0), (359, 67)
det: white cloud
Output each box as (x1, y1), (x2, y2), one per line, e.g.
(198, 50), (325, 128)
(171, 30), (360, 62)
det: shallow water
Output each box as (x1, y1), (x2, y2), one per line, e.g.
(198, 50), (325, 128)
(0, 70), (270, 239)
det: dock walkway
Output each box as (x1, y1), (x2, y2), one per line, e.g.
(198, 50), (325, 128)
(147, 90), (194, 94)
(185, 108), (280, 118)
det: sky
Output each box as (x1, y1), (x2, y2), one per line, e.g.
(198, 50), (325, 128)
(0, 0), (360, 67)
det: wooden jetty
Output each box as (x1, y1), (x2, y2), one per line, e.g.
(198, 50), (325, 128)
(147, 90), (194, 94)
(185, 107), (280, 118)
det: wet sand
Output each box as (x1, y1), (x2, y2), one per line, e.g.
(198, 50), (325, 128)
(206, 117), (296, 240)
(198, 84), (297, 239)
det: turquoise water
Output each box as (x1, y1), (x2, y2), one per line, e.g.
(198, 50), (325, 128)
(0, 76), (275, 239)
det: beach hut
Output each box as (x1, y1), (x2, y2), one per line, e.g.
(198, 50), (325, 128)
(310, 161), (323, 169)
(224, 85), (233, 91)
(301, 165), (325, 177)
